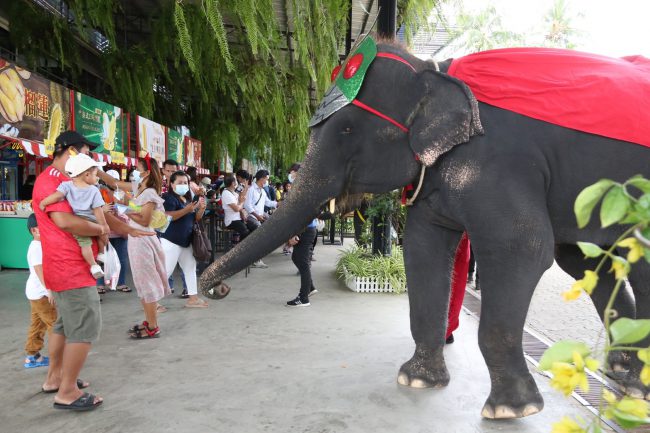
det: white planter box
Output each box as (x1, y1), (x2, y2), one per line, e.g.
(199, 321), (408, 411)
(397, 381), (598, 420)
(341, 267), (406, 293)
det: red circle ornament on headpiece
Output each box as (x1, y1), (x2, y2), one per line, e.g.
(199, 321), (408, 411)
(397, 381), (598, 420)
(343, 53), (364, 79)
(331, 65), (341, 82)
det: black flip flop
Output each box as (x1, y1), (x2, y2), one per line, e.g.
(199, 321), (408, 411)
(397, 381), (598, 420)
(53, 392), (102, 411)
(42, 379), (89, 394)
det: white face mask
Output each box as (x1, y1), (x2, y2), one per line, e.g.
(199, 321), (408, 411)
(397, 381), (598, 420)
(263, 180), (269, 188)
(174, 184), (189, 196)
(288, 173), (294, 183)
(131, 170), (141, 183)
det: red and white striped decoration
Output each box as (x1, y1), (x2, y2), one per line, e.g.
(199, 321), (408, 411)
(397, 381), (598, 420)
(92, 152), (112, 164)
(0, 135), (49, 158)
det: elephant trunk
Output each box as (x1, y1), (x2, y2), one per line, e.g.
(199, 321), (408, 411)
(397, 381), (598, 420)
(199, 151), (340, 299)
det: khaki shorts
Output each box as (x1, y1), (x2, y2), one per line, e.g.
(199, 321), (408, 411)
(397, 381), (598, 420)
(73, 234), (93, 248)
(52, 286), (102, 343)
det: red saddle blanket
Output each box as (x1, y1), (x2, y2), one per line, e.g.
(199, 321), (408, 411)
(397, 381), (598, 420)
(448, 47), (650, 148)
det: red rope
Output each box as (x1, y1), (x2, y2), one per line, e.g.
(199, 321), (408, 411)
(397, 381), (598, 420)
(351, 100), (409, 133)
(376, 53), (416, 72)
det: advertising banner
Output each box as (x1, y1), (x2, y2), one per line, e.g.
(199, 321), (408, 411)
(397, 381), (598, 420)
(0, 58), (71, 154)
(167, 128), (184, 164)
(184, 136), (202, 168)
(137, 115), (165, 163)
(73, 92), (125, 157)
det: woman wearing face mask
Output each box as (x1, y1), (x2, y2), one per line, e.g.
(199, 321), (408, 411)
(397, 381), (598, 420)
(110, 157), (171, 338)
(160, 171), (208, 308)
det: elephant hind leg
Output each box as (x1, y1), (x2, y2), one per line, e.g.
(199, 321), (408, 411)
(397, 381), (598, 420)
(619, 259), (650, 399)
(474, 231), (554, 419)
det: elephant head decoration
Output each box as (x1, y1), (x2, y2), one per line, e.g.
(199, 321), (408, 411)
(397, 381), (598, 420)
(200, 37), (650, 419)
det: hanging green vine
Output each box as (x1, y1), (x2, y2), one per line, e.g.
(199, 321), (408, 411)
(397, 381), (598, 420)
(5, 0), (442, 172)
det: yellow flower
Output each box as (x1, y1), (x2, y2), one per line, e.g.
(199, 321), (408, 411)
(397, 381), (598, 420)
(562, 285), (582, 301)
(603, 389), (617, 405)
(641, 365), (650, 386)
(610, 256), (630, 280)
(618, 237), (645, 264)
(638, 348), (650, 364)
(563, 271), (599, 301)
(581, 270), (598, 294)
(550, 352), (598, 396)
(551, 416), (586, 433)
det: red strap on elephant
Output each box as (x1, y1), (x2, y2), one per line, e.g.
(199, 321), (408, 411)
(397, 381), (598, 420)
(351, 100), (409, 133)
(351, 53), (415, 133)
(376, 53), (417, 72)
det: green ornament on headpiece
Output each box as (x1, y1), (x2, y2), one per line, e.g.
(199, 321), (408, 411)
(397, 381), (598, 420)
(309, 36), (378, 127)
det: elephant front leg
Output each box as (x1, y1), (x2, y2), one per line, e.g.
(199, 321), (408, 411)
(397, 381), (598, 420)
(397, 210), (463, 389)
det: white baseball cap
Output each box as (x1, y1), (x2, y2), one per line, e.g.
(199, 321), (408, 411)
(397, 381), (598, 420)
(201, 177), (212, 185)
(65, 153), (106, 177)
(106, 169), (120, 180)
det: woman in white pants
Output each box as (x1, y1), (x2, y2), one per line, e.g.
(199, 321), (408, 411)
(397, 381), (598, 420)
(161, 171), (208, 308)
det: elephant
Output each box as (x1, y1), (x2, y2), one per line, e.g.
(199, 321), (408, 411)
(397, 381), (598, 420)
(200, 38), (650, 419)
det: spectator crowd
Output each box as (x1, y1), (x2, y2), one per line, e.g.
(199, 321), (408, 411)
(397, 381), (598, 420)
(22, 130), (322, 412)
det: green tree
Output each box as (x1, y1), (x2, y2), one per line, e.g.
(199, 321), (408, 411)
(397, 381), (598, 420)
(542, 0), (582, 48)
(451, 5), (524, 53)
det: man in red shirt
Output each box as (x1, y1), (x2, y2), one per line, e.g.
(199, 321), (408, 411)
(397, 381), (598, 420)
(34, 131), (152, 411)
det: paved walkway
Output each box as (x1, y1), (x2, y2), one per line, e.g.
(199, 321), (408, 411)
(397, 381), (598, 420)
(0, 240), (606, 433)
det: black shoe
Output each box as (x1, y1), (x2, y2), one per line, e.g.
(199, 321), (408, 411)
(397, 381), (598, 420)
(445, 334), (454, 344)
(308, 289), (318, 297)
(286, 297), (310, 307)
(180, 289), (189, 299)
(467, 274), (474, 284)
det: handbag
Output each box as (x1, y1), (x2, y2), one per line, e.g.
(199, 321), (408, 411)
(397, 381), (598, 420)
(192, 220), (212, 262)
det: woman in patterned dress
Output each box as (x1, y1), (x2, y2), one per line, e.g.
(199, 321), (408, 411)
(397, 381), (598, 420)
(123, 157), (171, 338)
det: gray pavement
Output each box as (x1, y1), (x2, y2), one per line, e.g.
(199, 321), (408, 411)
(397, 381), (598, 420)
(0, 240), (605, 433)
(527, 263), (606, 348)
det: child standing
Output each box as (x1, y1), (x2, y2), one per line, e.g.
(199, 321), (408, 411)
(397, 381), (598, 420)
(39, 153), (108, 279)
(23, 214), (57, 368)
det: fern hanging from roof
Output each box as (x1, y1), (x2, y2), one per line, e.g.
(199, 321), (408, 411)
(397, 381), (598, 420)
(174, 1), (197, 76)
(202, 0), (234, 72)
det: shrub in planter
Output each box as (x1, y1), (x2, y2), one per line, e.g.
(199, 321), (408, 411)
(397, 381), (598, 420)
(335, 245), (406, 294)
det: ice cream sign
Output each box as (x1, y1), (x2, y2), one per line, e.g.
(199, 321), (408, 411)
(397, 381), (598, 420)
(73, 92), (124, 155)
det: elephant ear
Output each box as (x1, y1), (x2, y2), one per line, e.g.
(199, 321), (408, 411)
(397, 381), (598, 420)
(407, 70), (484, 167)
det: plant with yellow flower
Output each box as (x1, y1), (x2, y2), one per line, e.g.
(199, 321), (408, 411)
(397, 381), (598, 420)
(541, 175), (650, 432)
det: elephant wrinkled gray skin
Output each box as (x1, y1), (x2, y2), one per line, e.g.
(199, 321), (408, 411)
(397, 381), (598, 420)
(199, 42), (650, 419)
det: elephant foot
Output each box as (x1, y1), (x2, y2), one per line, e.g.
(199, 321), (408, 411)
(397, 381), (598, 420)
(397, 344), (449, 388)
(481, 373), (544, 419)
(201, 281), (231, 300)
(621, 373), (650, 400)
(608, 350), (631, 373)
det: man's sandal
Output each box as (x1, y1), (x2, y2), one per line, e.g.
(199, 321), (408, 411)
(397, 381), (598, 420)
(117, 285), (132, 292)
(53, 392), (102, 411)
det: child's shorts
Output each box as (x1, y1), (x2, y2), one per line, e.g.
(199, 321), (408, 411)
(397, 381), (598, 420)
(73, 234), (92, 248)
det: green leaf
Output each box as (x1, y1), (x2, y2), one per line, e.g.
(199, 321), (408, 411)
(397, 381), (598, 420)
(638, 348), (650, 364)
(577, 242), (604, 258)
(574, 179), (615, 228)
(538, 340), (590, 371)
(610, 318), (650, 345)
(611, 409), (650, 429)
(600, 186), (631, 228)
(628, 177), (650, 194)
